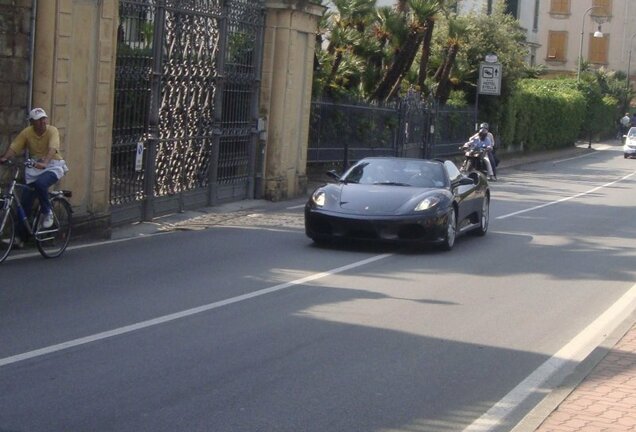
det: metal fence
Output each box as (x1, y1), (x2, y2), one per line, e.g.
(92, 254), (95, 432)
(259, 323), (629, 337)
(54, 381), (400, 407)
(308, 93), (476, 169)
(111, 0), (264, 225)
(307, 100), (399, 167)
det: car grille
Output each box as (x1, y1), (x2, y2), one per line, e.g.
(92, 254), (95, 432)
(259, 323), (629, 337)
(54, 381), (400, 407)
(308, 213), (439, 242)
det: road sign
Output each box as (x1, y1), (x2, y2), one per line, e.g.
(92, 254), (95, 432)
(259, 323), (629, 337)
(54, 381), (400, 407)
(478, 62), (502, 95)
(135, 141), (144, 172)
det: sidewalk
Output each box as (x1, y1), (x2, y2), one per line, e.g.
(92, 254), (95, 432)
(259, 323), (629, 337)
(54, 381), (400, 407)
(535, 322), (636, 431)
(515, 318), (636, 432)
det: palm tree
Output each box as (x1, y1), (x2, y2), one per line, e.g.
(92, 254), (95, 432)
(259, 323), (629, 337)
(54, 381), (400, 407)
(369, 0), (443, 102)
(434, 17), (467, 104)
(416, 16), (435, 91)
(317, 0), (376, 97)
(324, 26), (363, 95)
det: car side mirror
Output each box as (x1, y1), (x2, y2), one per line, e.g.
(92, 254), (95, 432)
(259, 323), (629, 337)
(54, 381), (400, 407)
(326, 170), (341, 181)
(458, 176), (476, 186)
(452, 175), (475, 187)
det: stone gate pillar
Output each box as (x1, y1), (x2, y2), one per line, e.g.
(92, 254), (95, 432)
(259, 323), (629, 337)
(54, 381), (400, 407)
(260, 1), (325, 201)
(32, 0), (118, 235)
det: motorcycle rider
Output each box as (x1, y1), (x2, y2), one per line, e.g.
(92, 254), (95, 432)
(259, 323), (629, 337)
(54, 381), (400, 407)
(466, 128), (495, 181)
(470, 122), (497, 180)
(620, 113), (631, 136)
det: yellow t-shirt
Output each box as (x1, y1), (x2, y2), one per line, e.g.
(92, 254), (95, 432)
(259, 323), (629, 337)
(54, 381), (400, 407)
(9, 125), (63, 160)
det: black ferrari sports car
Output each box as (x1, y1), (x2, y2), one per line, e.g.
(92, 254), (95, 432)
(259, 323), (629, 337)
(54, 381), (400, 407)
(304, 157), (490, 250)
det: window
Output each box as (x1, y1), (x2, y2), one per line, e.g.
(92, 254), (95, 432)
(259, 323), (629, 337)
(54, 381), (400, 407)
(547, 31), (567, 61)
(592, 0), (612, 17)
(550, 0), (570, 14)
(505, 0), (519, 18)
(589, 34), (609, 64)
(533, 0), (540, 31)
(530, 48), (537, 66)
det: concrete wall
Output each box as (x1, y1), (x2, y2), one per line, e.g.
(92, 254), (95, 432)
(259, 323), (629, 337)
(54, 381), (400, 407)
(32, 0), (117, 233)
(260, 1), (325, 201)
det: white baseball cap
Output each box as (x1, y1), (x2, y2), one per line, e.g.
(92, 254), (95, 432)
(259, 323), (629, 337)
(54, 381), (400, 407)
(29, 108), (48, 120)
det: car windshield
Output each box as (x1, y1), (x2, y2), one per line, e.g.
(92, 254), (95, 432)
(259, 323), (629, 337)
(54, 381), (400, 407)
(628, 127), (636, 138)
(343, 159), (448, 188)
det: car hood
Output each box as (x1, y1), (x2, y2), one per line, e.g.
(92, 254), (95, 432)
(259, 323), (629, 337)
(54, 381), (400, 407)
(335, 184), (437, 214)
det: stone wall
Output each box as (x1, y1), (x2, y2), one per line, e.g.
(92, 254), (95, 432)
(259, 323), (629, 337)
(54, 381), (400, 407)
(0, 0), (32, 151)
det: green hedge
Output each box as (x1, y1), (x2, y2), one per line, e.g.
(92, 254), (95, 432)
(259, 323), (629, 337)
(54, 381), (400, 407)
(499, 78), (619, 151)
(578, 83), (620, 141)
(504, 79), (586, 151)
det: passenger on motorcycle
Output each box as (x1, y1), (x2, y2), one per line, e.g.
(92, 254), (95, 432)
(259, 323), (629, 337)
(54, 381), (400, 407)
(470, 123), (497, 180)
(466, 128), (495, 181)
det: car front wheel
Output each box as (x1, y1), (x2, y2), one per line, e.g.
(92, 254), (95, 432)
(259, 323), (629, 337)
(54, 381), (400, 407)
(473, 196), (489, 236)
(439, 207), (457, 251)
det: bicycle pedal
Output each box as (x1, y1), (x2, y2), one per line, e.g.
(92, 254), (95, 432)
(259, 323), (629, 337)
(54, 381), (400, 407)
(35, 233), (56, 241)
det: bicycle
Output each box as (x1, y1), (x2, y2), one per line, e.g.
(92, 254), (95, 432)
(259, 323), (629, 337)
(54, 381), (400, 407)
(0, 159), (72, 263)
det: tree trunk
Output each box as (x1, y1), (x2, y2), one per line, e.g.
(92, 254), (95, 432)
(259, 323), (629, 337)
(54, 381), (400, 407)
(432, 46), (448, 82)
(324, 51), (344, 97)
(435, 43), (459, 104)
(370, 28), (424, 102)
(416, 19), (435, 91)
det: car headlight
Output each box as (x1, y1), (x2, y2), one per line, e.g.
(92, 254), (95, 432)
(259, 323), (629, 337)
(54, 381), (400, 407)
(415, 196), (440, 211)
(312, 190), (326, 207)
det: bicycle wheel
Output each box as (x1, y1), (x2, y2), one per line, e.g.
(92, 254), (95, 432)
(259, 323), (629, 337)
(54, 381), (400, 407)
(0, 205), (14, 263)
(35, 197), (72, 258)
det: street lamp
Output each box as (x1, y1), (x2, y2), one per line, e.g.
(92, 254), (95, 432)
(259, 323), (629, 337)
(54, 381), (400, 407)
(577, 6), (604, 81)
(626, 33), (636, 109)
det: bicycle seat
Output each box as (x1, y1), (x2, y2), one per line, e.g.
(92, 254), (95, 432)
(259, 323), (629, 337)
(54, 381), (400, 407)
(50, 190), (72, 198)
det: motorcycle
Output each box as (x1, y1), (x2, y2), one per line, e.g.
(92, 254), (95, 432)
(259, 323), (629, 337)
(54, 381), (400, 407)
(459, 141), (490, 175)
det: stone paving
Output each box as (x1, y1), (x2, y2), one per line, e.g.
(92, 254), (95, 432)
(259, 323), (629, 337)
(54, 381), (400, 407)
(533, 324), (636, 432)
(156, 208), (305, 232)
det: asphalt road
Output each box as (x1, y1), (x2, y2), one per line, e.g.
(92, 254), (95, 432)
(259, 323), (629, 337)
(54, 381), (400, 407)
(1, 142), (635, 432)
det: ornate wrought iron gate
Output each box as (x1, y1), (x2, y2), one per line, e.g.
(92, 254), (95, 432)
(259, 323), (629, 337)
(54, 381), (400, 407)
(396, 91), (431, 159)
(111, 0), (264, 225)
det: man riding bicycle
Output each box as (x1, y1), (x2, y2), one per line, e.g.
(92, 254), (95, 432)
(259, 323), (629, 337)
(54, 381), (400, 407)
(0, 108), (68, 247)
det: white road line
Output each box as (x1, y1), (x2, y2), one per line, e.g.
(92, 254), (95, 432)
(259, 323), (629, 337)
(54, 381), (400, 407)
(463, 281), (636, 432)
(0, 253), (392, 368)
(286, 204), (306, 210)
(496, 171), (636, 220)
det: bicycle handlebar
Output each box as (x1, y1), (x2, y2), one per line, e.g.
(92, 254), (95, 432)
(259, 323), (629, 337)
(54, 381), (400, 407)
(0, 158), (36, 168)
